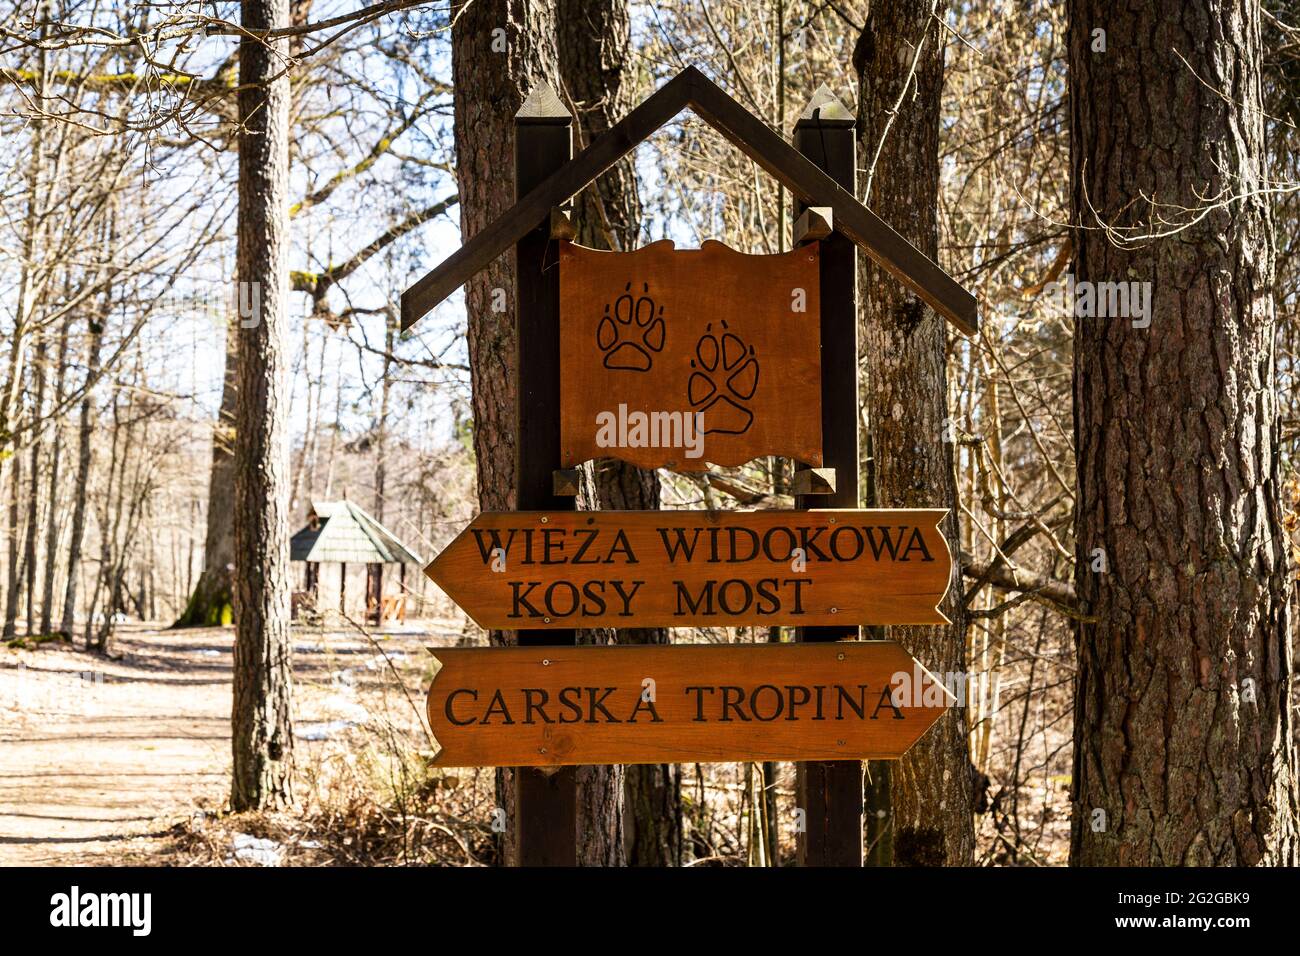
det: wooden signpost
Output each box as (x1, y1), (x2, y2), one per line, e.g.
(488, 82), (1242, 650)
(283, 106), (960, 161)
(558, 239), (822, 470)
(401, 68), (979, 866)
(425, 509), (951, 630)
(425, 642), (953, 768)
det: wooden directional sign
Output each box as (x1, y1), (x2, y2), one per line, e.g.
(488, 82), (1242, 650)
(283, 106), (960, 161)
(425, 642), (953, 767)
(558, 239), (822, 471)
(424, 509), (951, 629)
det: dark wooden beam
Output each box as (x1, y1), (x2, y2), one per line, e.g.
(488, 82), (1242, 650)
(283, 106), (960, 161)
(687, 73), (977, 336)
(511, 85), (578, 867)
(793, 88), (865, 867)
(401, 67), (978, 337)
(401, 68), (696, 332)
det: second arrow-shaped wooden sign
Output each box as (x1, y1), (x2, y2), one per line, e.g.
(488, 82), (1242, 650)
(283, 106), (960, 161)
(424, 509), (952, 629)
(426, 641), (954, 767)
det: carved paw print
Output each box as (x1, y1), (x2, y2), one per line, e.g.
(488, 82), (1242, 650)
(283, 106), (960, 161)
(688, 320), (759, 434)
(597, 282), (666, 372)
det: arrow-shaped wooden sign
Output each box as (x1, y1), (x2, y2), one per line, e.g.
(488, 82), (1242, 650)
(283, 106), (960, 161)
(424, 509), (951, 629)
(425, 642), (954, 767)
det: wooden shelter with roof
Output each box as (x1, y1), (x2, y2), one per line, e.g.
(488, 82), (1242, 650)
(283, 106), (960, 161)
(290, 500), (422, 624)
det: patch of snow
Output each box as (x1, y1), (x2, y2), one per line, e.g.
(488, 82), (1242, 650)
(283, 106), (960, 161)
(232, 833), (283, 866)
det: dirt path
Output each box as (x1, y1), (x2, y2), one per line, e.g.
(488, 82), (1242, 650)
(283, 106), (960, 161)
(0, 622), (447, 866)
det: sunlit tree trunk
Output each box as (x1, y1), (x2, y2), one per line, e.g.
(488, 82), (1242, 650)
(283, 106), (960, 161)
(230, 0), (295, 811)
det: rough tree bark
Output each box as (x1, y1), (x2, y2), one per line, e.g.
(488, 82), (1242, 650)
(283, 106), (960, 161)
(60, 314), (103, 638)
(556, 0), (682, 868)
(230, 0), (295, 811)
(40, 317), (69, 634)
(854, 0), (975, 865)
(175, 331), (236, 627)
(450, 0), (559, 865)
(24, 333), (47, 635)
(1068, 0), (1299, 865)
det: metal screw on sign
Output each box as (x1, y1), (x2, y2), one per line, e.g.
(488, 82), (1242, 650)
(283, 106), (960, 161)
(542, 659), (551, 666)
(540, 516), (549, 523)
(831, 607), (839, 615)
(837, 652), (845, 661)
(543, 617), (551, 624)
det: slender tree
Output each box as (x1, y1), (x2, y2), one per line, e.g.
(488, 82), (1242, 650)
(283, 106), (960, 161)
(556, 0), (682, 868)
(1068, 0), (1299, 864)
(230, 0), (295, 811)
(854, 0), (975, 865)
(450, 0), (559, 864)
(40, 317), (70, 634)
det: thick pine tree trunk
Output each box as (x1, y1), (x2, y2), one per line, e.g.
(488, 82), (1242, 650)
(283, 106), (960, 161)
(1068, 0), (1298, 865)
(230, 0), (295, 811)
(556, 0), (681, 868)
(854, 0), (974, 865)
(450, 0), (558, 865)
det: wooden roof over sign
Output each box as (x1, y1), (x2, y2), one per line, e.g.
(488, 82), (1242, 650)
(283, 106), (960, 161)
(400, 65), (979, 337)
(290, 500), (422, 566)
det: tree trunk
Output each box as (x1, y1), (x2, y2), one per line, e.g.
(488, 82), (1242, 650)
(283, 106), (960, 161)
(556, 0), (681, 868)
(230, 0), (295, 812)
(24, 333), (47, 636)
(60, 316), (103, 638)
(1068, 0), (1298, 865)
(41, 317), (69, 635)
(854, 0), (974, 865)
(175, 321), (236, 626)
(451, 0), (558, 866)
(4, 453), (22, 639)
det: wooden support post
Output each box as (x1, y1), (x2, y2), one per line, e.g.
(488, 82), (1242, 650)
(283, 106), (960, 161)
(399, 563), (407, 622)
(365, 563), (382, 626)
(793, 87), (864, 867)
(339, 562), (347, 613)
(512, 85), (577, 867)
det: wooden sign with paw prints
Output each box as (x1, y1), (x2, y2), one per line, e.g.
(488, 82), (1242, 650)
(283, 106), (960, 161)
(558, 239), (822, 471)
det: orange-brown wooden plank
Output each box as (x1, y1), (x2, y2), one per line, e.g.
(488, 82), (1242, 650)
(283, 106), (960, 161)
(424, 509), (951, 629)
(426, 641), (953, 767)
(558, 239), (822, 471)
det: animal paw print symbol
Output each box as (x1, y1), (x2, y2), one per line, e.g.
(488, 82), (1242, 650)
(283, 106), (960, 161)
(597, 282), (665, 372)
(688, 321), (759, 434)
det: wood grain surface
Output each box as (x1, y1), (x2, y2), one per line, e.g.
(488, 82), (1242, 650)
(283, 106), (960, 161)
(424, 509), (952, 629)
(425, 641), (953, 767)
(558, 239), (822, 470)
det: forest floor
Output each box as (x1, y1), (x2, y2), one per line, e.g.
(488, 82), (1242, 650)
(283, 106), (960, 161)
(0, 619), (467, 866)
(2, 620), (1070, 866)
